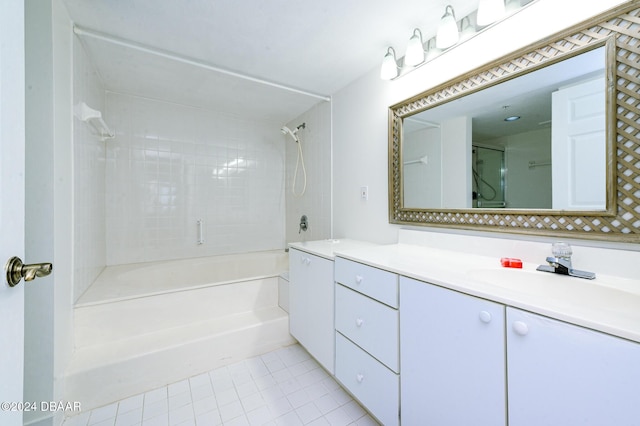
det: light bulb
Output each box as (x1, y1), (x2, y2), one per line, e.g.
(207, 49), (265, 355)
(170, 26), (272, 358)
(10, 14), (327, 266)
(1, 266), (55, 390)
(436, 5), (459, 49)
(405, 29), (425, 66)
(380, 47), (399, 80)
(477, 0), (506, 26)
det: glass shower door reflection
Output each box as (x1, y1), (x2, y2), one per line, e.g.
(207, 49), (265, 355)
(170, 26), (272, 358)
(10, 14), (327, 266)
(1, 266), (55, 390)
(473, 146), (505, 208)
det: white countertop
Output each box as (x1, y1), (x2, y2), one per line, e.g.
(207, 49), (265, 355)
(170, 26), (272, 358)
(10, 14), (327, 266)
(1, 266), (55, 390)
(333, 243), (640, 344)
(288, 239), (377, 260)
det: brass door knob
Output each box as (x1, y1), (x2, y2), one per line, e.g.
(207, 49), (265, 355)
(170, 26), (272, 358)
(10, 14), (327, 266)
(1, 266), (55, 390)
(4, 256), (52, 287)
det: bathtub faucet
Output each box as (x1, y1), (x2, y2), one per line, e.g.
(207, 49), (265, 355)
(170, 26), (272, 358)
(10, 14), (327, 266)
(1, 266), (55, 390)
(299, 215), (308, 234)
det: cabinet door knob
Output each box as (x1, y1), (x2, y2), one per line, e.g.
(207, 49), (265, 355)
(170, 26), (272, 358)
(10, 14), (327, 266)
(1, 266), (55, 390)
(355, 318), (364, 327)
(355, 275), (363, 284)
(479, 310), (492, 323)
(513, 321), (529, 336)
(356, 373), (364, 383)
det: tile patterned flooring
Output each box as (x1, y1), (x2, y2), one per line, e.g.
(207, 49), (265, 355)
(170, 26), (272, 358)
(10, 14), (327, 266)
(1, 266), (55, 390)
(62, 344), (379, 426)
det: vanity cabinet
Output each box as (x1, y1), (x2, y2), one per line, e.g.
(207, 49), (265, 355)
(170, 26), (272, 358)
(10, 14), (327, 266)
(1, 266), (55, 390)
(288, 248), (335, 373)
(334, 258), (399, 426)
(400, 276), (506, 426)
(507, 307), (640, 426)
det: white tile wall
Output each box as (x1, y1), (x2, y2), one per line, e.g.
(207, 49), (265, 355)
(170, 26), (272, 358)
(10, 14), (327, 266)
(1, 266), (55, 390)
(285, 102), (332, 243)
(104, 93), (286, 265)
(73, 37), (107, 301)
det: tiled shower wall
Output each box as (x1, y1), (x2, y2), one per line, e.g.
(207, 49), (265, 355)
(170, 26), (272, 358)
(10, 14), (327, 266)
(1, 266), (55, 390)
(104, 93), (286, 265)
(284, 102), (332, 243)
(73, 38), (107, 300)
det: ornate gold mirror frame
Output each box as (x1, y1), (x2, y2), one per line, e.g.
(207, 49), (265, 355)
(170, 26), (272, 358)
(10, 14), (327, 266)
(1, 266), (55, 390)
(389, 3), (640, 243)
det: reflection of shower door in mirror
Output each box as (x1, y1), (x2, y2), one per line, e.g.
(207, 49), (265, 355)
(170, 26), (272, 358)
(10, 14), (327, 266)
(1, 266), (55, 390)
(473, 146), (505, 208)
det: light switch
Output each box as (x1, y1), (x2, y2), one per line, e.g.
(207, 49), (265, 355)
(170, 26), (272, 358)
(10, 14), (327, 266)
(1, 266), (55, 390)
(360, 186), (368, 200)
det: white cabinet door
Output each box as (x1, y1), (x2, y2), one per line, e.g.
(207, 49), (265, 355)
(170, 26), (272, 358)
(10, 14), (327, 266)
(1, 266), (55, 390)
(400, 277), (506, 426)
(289, 249), (335, 373)
(507, 307), (640, 426)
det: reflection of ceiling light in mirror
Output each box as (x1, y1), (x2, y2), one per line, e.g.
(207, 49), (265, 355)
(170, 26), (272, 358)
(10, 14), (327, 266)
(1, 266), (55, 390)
(504, 115), (521, 121)
(405, 28), (425, 66)
(477, 0), (506, 26)
(436, 5), (459, 49)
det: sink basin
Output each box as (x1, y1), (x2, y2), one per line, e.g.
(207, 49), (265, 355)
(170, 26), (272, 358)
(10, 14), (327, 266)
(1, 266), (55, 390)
(466, 266), (640, 297)
(467, 267), (564, 288)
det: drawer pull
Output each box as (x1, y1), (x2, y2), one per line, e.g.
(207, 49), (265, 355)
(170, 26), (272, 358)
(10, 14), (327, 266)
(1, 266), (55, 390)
(355, 318), (364, 327)
(513, 321), (529, 336)
(355, 275), (363, 284)
(356, 373), (364, 383)
(479, 310), (492, 323)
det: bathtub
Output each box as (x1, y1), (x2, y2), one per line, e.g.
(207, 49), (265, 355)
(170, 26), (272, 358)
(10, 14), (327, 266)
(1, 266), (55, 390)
(67, 250), (295, 411)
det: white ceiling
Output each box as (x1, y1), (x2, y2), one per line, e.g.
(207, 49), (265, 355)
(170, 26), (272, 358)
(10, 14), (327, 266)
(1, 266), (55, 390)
(62, 0), (480, 124)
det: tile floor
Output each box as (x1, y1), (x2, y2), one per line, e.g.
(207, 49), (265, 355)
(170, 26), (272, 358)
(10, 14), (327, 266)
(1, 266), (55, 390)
(62, 344), (379, 426)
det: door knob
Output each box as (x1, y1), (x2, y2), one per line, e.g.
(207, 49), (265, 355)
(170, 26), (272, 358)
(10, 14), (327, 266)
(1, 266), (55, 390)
(4, 256), (52, 287)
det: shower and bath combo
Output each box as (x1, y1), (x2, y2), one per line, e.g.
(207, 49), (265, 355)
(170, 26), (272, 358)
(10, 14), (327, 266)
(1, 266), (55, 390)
(281, 123), (307, 197)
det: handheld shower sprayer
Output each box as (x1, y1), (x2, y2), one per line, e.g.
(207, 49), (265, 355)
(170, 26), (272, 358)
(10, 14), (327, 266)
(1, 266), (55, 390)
(281, 122), (307, 196)
(281, 123), (306, 143)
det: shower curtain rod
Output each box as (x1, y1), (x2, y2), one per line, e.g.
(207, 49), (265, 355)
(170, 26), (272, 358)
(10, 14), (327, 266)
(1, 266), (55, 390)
(73, 26), (332, 102)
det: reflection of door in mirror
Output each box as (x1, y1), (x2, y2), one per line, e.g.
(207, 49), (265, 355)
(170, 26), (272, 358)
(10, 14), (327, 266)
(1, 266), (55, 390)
(551, 76), (606, 210)
(472, 146), (505, 208)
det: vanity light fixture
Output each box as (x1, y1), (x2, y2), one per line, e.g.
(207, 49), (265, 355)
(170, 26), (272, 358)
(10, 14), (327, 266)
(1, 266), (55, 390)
(380, 47), (400, 80)
(405, 28), (426, 66)
(436, 5), (459, 49)
(477, 0), (506, 26)
(425, 38), (441, 61)
(379, 0), (535, 80)
(459, 16), (476, 42)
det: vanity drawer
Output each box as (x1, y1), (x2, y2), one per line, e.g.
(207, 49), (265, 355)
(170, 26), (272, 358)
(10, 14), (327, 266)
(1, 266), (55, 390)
(336, 333), (399, 426)
(334, 257), (398, 307)
(335, 284), (399, 372)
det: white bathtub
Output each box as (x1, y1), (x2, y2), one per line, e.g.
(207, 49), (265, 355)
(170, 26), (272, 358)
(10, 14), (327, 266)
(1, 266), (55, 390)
(67, 250), (295, 411)
(76, 250), (289, 305)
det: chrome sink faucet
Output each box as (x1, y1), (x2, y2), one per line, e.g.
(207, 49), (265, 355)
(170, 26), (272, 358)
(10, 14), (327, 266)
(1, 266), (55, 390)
(536, 242), (596, 280)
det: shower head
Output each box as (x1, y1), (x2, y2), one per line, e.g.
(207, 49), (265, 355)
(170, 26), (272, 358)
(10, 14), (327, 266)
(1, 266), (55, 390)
(280, 125), (299, 142)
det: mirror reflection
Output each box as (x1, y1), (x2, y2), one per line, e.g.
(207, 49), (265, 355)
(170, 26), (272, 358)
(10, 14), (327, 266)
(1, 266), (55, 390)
(402, 45), (608, 211)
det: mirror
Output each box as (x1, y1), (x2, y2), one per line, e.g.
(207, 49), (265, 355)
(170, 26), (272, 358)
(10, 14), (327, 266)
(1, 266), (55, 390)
(402, 45), (610, 211)
(388, 3), (640, 242)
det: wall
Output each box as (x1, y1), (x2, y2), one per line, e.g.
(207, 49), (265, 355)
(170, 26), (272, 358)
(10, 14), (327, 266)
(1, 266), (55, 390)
(498, 128), (552, 208)
(73, 35), (107, 300)
(104, 93), (286, 265)
(403, 126), (441, 208)
(332, 0), (630, 245)
(285, 101), (332, 243)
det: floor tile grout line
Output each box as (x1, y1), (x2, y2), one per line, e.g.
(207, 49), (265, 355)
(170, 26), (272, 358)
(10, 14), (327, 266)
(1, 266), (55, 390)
(65, 344), (379, 426)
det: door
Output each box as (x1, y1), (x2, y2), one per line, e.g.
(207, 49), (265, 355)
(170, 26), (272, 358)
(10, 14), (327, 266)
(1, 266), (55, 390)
(0, 1), (26, 425)
(551, 76), (606, 210)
